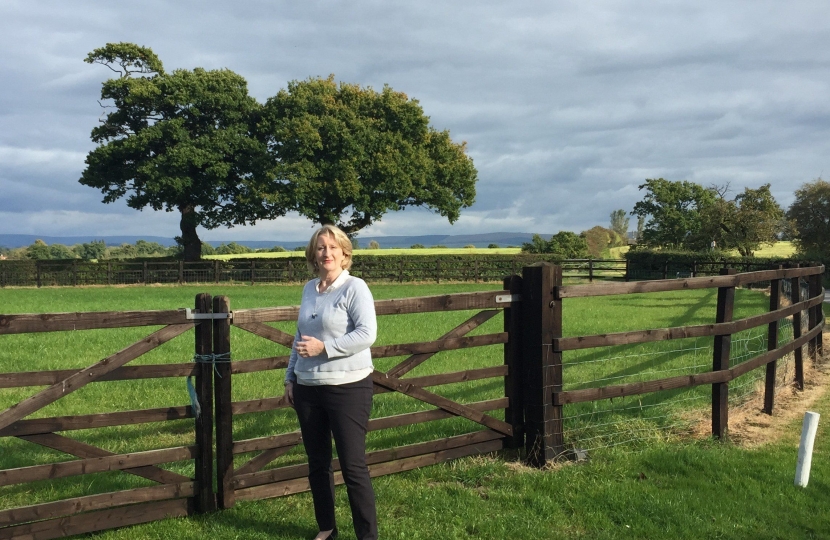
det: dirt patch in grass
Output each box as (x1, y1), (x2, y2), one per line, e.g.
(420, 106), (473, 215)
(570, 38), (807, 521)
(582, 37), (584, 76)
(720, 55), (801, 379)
(688, 334), (830, 449)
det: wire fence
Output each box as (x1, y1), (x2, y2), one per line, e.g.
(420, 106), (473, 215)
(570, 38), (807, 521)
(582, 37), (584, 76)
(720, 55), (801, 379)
(559, 276), (818, 455)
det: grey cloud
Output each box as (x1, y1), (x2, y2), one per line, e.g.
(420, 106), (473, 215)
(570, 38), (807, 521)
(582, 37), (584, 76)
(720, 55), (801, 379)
(1, 0), (829, 240)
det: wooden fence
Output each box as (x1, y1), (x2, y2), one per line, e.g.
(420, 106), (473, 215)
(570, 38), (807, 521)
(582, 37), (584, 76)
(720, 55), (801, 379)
(0, 256), (787, 288)
(0, 262), (824, 538)
(532, 263), (825, 463)
(0, 283), (523, 538)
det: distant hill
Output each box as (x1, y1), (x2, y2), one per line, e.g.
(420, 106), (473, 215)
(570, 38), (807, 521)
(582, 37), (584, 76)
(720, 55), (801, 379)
(0, 232), (548, 250)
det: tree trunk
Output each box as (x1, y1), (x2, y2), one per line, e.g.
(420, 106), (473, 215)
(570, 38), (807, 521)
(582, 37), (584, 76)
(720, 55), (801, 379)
(180, 204), (202, 262)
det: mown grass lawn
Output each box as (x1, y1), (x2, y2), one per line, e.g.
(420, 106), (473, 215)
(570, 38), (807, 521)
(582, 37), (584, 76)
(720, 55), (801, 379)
(0, 282), (826, 539)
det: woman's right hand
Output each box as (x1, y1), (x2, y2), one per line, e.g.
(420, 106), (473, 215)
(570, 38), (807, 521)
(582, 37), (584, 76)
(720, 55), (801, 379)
(284, 381), (294, 406)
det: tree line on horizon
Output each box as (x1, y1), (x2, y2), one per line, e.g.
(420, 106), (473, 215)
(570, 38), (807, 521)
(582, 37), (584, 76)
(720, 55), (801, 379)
(522, 177), (824, 261)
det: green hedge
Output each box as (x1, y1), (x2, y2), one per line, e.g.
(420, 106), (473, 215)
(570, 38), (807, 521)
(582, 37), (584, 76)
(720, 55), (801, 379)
(623, 249), (801, 280)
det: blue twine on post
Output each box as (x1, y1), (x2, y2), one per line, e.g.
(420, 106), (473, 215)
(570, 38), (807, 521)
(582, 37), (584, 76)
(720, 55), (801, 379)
(186, 352), (232, 419)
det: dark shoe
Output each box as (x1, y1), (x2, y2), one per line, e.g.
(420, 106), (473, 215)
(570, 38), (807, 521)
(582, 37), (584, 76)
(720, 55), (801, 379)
(317, 529), (337, 540)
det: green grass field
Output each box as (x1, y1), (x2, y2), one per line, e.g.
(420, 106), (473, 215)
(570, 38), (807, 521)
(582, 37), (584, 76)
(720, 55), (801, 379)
(610, 241), (797, 260)
(0, 282), (826, 539)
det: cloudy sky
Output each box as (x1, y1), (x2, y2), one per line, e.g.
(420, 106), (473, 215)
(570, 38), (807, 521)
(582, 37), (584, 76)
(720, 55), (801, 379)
(2, 1), (829, 243)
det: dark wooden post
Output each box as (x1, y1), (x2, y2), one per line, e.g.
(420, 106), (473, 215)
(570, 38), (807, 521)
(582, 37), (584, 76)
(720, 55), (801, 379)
(763, 267), (782, 414)
(712, 267), (736, 439)
(213, 295), (234, 509)
(436, 259), (441, 284)
(692, 260), (697, 278)
(662, 260), (668, 280)
(194, 293), (216, 513)
(107, 261), (112, 286)
(399, 259), (404, 283)
(474, 259), (479, 283)
(288, 259), (294, 282)
(179, 260), (184, 284)
(808, 270), (823, 360)
(588, 258), (593, 283)
(791, 265), (804, 390)
(36, 260), (42, 288)
(250, 260), (256, 286)
(503, 274), (524, 449)
(72, 260), (78, 287)
(214, 260), (220, 284)
(522, 263), (563, 466)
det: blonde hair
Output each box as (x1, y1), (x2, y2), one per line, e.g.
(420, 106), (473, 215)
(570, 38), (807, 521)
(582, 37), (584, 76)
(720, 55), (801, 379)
(305, 224), (354, 273)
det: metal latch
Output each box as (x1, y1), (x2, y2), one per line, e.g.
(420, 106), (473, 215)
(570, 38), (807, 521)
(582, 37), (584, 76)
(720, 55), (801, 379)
(495, 294), (522, 303)
(184, 308), (232, 320)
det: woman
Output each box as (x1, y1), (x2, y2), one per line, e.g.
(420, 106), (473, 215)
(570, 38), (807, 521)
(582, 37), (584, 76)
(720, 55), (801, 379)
(284, 224), (378, 540)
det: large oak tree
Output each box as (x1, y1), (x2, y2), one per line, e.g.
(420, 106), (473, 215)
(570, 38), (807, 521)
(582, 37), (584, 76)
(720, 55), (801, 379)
(258, 76), (477, 235)
(80, 43), (286, 260)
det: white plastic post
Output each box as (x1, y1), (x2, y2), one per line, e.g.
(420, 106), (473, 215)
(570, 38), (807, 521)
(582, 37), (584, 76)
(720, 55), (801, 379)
(795, 411), (821, 487)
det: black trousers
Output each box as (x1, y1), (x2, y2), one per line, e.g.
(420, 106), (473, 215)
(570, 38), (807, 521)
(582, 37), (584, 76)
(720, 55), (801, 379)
(294, 376), (378, 540)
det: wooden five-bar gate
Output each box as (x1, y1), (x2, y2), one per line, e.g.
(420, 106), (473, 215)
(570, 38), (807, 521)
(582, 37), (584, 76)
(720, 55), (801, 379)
(0, 263), (825, 539)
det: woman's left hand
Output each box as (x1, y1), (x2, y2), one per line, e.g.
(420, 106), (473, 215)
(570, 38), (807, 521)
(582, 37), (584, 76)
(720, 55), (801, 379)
(296, 335), (325, 357)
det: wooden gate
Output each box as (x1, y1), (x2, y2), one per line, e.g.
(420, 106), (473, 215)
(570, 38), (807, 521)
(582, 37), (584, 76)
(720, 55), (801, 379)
(0, 296), (216, 539)
(209, 277), (524, 507)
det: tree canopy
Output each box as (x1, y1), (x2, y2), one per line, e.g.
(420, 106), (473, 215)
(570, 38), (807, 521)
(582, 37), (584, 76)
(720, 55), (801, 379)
(81, 47), (478, 258)
(522, 231), (588, 258)
(258, 76), (477, 235)
(609, 209), (630, 240)
(787, 178), (830, 256)
(719, 184), (783, 256)
(80, 43), (286, 261)
(631, 179), (783, 255)
(632, 178), (718, 250)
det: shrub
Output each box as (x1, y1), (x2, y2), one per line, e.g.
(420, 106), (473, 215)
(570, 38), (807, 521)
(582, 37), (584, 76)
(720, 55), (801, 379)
(368, 240), (380, 249)
(410, 244), (426, 249)
(488, 243), (499, 249)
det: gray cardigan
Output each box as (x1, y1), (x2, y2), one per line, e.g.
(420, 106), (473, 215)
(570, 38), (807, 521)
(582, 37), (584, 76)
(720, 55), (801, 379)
(285, 270), (377, 384)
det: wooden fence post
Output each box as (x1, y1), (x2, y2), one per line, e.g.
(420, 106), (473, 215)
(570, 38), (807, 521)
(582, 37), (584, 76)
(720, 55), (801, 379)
(763, 266), (782, 415)
(250, 260), (256, 286)
(791, 264), (804, 390)
(712, 267), (736, 439)
(662, 260), (668, 280)
(288, 260), (294, 282)
(72, 260), (78, 287)
(214, 260), (220, 284)
(194, 293), (216, 513)
(436, 259), (440, 284)
(588, 258), (593, 283)
(522, 263), (563, 466)
(624, 259), (630, 282)
(503, 274), (524, 449)
(213, 295), (234, 509)
(36, 260), (42, 288)
(808, 269), (824, 360)
(692, 260), (697, 278)
(179, 260), (184, 284)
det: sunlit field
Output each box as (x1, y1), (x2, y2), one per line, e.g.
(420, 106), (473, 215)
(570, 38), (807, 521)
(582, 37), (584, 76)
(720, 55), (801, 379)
(1, 281), (825, 539)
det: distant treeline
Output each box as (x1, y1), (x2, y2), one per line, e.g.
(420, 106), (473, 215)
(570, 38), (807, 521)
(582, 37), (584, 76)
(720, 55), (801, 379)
(0, 239), (520, 261)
